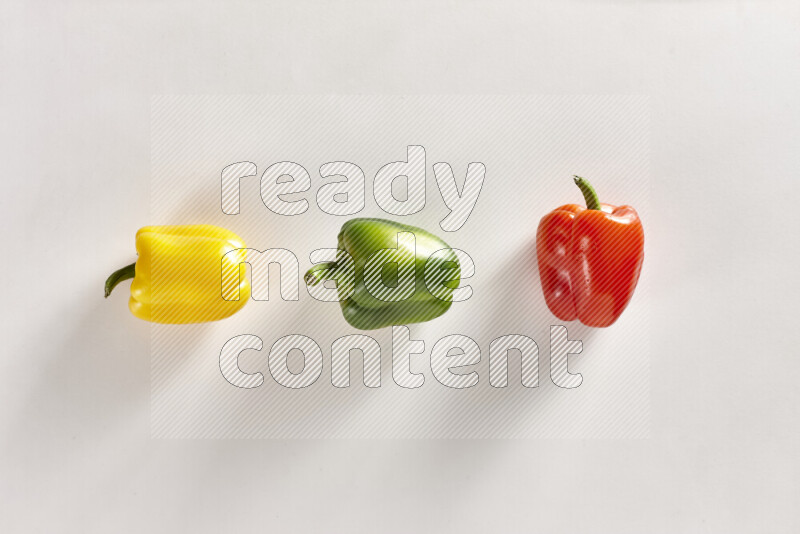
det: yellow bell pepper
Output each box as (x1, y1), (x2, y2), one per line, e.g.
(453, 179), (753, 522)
(104, 225), (251, 324)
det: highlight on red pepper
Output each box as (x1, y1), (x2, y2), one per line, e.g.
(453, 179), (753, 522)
(536, 176), (644, 327)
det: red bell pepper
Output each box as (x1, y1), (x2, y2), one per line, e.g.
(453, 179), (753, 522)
(536, 176), (644, 327)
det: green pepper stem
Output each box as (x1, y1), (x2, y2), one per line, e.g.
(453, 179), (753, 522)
(304, 262), (338, 287)
(104, 262), (136, 298)
(573, 175), (601, 210)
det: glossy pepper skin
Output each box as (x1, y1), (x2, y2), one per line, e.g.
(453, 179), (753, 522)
(537, 177), (644, 327)
(104, 225), (250, 324)
(305, 218), (460, 330)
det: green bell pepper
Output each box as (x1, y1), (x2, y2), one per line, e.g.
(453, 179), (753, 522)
(305, 218), (461, 330)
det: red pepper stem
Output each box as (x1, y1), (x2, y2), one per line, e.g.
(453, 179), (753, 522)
(105, 262), (136, 298)
(573, 176), (602, 210)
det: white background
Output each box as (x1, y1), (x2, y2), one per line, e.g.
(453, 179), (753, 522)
(1, 1), (798, 532)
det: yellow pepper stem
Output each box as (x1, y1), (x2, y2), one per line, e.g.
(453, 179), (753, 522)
(105, 262), (136, 298)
